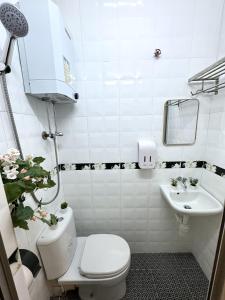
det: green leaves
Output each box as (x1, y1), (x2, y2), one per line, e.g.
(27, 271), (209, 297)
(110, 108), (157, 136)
(36, 178), (56, 189)
(4, 180), (37, 203)
(16, 158), (30, 169)
(61, 201), (68, 209)
(39, 217), (51, 226)
(11, 203), (34, 230)
(25, 165), (49, 178)
(50, 214), (58, 226)
(17, 180), (36, 192)
(4, 182), (24, 203)
(39, 213), (58, 227)
(0, 152), (56, 230)
(33, 157), (45, 164)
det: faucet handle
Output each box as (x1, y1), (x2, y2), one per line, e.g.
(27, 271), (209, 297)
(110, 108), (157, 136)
(182, 177), (188, 183)
(55, 131), (63, 137)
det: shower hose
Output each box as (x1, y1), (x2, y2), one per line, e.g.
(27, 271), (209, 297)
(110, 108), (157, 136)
(1, 72), (60, 205)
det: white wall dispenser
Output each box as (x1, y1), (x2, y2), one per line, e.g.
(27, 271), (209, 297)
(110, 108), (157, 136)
(138, 140), (157, 169)
(18, 0), (78, 103)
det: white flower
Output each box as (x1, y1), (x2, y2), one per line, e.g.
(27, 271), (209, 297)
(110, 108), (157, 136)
(172, 163), (181, 169)
(123, 163), (136, 169)
(1, 154), (13, 166)
(184, 161), (197, 168)
(3, 165), (12, 173)
(25, 154), (33, 161)
(4, 168), (19, 180)
(93, 163), (106, 170)
(206, 163), (216, 173)
(71, 164), (76, 170)
(7, 148), (20, 160)
(65, 164), (71, 171)
(83, 165), (90, 170)
(156, 162), (166, 169)
(3, 165), (19, 174)
(112, 164), (120, 169)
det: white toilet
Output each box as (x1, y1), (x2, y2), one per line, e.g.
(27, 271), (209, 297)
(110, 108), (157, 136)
(37, 207), (131, 300)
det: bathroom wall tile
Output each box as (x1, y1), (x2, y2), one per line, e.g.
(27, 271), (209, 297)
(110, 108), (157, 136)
(201, 169), (225, 204)
(94, 220), (121, 232)
(0, 0), (216, 287)
(87, 98), (119, 116)
(55, 0), (225, 282)
(67, 196), (93, 209)
(57, 117), (88, 134)
(102, 40), (120, 61)
(103, 62), (120, 80)
(119, 97), (154, 116)
(94, 208), (120, 220)
(60, 148), (90, 163)
(120, 116), (153, 132)
(121, 231), (147, 243)
(74, 208), (95, 221)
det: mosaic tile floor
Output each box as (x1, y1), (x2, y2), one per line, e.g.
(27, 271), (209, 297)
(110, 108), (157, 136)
(53, 253), (209, 300)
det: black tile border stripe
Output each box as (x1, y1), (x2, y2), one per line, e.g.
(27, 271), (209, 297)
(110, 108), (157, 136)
(203, 162), (225, 178)
(59, 160), (205, 171)
(58, 160), (225, 179)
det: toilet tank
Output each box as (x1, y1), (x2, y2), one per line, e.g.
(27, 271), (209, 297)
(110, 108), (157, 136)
(37, 207), (77, 280)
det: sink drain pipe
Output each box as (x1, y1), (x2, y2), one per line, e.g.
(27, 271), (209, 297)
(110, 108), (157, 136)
(175, 214), (190, 236)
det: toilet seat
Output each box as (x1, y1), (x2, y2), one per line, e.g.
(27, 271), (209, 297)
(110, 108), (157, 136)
(79, 234), (130, 279)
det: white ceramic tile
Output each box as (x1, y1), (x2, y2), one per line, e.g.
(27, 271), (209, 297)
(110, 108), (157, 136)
(1, 0), (225, 289)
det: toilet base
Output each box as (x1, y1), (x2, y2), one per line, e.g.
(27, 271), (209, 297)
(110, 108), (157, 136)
(79, 279), (126, 300)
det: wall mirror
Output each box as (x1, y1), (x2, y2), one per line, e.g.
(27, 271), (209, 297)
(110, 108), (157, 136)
(163, 99), (199, 145)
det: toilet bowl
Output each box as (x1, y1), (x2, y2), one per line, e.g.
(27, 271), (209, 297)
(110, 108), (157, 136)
(37, 208), (131, 300)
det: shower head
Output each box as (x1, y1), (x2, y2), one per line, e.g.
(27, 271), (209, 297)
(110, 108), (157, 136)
(0, 2), (28, 73)
(0, 3), (28, 37)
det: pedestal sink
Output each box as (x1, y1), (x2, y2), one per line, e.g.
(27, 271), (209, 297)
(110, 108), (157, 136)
(160, 185), (223, 216)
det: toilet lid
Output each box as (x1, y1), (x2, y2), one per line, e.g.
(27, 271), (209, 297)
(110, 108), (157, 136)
(79, 234), (130, 279)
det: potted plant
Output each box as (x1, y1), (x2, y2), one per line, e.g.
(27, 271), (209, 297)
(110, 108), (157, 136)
(170, 178), (178, 189)
(189, 177), (199, 189)
(0, 148), (58, 230)
(48, 213), (59, 229)
(60, 201), (68, 213)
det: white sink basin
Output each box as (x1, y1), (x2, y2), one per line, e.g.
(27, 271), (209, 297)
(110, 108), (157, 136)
(160, 185), (223, 216)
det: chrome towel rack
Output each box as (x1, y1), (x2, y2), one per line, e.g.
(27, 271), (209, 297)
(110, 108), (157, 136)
(165, 99), (196, 106)
(188, 57), (225, 96)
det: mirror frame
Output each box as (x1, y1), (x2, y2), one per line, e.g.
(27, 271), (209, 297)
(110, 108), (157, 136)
(163, 98), (200, 146)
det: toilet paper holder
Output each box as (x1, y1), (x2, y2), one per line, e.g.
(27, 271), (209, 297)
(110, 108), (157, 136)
(9, 248), (41, 277)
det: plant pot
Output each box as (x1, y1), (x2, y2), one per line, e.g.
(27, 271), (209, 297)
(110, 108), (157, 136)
(50, 224), (58, 230)
(190, 185), (198, 190)
(60, 207), (68, 214)
(170, 185), (178, 190)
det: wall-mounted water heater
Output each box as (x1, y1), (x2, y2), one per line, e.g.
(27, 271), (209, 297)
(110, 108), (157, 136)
(18, 0), (77, 103)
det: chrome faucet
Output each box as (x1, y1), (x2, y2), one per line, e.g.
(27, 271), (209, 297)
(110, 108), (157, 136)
(177, 177), (188, 191)
(42, 131), (63, 140)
